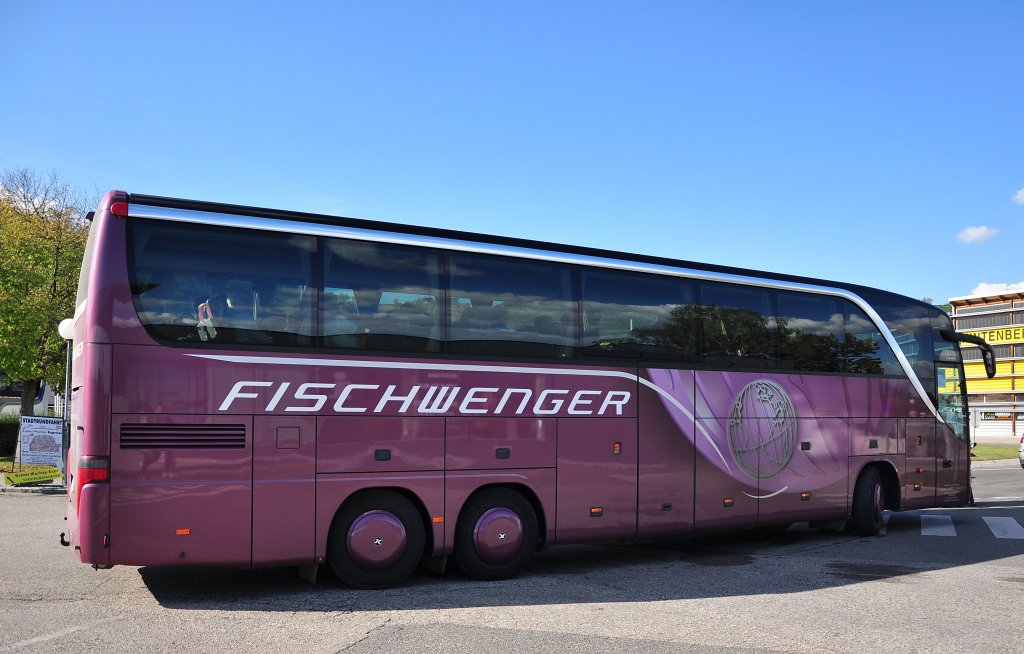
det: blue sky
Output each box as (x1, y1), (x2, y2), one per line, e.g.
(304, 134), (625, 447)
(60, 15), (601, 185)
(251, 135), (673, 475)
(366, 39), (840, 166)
(3, 2), (1022, 304)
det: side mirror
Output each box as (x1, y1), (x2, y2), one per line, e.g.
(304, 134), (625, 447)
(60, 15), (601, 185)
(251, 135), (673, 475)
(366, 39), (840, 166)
(940, 329), (996, 379)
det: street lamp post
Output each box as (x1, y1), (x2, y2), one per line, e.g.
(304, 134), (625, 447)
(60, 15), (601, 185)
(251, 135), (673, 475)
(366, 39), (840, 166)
(57, 318), (74, 486)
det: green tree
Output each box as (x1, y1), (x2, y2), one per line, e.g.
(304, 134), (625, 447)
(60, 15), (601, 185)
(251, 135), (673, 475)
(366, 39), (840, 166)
(0, 169), (90, 415)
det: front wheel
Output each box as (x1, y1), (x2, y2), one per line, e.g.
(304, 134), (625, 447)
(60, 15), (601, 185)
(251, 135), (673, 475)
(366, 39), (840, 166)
(454, 488), (538, 581)
(850, 466), (885, 535)
(327, 490), (425, 589)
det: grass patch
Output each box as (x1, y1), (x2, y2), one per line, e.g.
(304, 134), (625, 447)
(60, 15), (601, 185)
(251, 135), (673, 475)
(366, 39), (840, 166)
(971, 444), (1018, 461)
(0, 455), (61, 474)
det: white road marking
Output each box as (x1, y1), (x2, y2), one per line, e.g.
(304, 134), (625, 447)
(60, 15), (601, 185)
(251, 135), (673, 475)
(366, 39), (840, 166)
(0, 617), (119, 652)
(982, 516), (1024, 539)
(920, 514), (957, 537)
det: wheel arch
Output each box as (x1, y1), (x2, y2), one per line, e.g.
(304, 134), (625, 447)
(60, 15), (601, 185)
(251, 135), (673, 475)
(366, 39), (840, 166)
(851, 459), (902, 513)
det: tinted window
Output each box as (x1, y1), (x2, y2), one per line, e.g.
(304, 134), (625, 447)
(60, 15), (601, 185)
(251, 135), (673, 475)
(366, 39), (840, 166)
(581, 270), (698, 359)
(449, 253), (575, 358)
(700, 282), (778, 367)
(931, 311), (962, 363)
(777, 292), (845, 372)
(844, 305), (902, 375)
(128, 220), (315, 346)
(76, 223), (97, 307)
(129, 216), (922, 377)
(322, 239), (441, 352)
(878, 305), (931, 369)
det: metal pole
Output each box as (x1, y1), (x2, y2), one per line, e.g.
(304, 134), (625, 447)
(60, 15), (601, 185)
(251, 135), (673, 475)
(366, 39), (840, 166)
(57, 318), (75, 485)
(62, 338), (71, 485)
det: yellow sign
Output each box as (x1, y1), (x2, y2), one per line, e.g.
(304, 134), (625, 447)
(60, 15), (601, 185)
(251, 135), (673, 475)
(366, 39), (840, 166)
(963, 327), (1024, 345)
(5, 466), (62, 486)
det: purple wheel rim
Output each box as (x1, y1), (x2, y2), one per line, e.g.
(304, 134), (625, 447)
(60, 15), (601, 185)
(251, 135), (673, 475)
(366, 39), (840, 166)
(347, 510), (407, 570)
(473, 507), (524, 565)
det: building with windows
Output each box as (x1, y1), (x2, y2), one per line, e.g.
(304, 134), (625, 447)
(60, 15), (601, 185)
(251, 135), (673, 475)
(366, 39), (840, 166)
(948, 290), (1024, 441)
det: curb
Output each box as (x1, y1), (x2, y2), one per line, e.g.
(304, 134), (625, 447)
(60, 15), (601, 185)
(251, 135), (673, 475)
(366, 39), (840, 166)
(972, 458), (1021, 468)
(0, 485), (66, 495)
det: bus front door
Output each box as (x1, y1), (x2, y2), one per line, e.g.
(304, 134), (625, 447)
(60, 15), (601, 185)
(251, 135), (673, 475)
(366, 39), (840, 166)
(904, 418), (936, 509)
(935, 364), (970, 506)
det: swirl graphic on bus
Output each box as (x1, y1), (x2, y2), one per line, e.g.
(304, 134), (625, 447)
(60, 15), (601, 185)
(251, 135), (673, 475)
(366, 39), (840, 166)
(727, 380), (798, 478)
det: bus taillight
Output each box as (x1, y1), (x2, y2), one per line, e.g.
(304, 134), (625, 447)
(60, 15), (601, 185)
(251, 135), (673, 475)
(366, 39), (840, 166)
(75, 456), (110, 513)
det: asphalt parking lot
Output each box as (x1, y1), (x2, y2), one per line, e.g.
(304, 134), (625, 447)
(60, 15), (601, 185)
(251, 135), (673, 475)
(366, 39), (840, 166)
(1, 462), (1021, 654)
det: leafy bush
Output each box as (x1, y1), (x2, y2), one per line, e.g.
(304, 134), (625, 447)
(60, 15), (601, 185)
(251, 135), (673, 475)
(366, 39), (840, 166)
(0, 415), (20, 457)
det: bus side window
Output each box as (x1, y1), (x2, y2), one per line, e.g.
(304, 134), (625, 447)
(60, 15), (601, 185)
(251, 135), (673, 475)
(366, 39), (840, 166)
(844, 305), (902, 375)
(288, 288), (317, 346)
(449, 253), (575, 359)
(777, 292), (845, 372)
(699, 281), (778, 368)
(322, 239), (442, 352)
(127, 220), (315, 347)
(261, 284), (302, 341)
(580, 269), (697, 360)
(322, 288), (359, 348)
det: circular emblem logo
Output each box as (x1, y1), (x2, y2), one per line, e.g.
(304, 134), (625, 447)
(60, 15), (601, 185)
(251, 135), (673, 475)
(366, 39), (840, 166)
(727, 380), (798, 479)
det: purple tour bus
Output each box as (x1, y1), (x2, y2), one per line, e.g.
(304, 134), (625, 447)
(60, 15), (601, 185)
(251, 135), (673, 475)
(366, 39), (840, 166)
(62, 191), (995, 588)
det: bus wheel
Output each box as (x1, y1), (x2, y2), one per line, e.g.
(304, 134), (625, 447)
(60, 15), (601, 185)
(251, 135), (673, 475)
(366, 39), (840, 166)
(327, 491), (425, 589)
(454, 488), (538, 581)
(850, 467), (885, 536)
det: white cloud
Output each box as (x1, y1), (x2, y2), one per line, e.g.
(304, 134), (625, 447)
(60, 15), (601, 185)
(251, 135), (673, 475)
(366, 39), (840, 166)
(970, 281), (1024, 296)
(1014, 187), (1024, 205)
(956, 225), (998, 243)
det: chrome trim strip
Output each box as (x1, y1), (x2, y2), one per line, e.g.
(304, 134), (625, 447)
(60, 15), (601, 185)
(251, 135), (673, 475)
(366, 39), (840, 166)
(135, 202), (941, 420)
(742, 487), (789, 500)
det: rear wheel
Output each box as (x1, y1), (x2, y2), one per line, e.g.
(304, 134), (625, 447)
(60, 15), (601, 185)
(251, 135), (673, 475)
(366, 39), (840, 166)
(454, 488), (538, 580)
(850, 466), (885, 535)
(327, 490), (425, 589)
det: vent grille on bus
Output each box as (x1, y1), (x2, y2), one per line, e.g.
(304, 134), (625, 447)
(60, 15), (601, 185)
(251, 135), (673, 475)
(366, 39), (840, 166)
(119, 424), (246, 449)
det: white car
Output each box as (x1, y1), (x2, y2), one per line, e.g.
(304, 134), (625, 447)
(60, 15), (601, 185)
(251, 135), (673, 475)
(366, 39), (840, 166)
(1018, 435), (1024, 469)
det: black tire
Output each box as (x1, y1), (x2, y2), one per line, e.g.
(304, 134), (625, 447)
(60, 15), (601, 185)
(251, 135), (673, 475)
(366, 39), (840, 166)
(850, 466), (885, 536)
(454, 488), (538, 581)
(327, 490), (425, 589)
